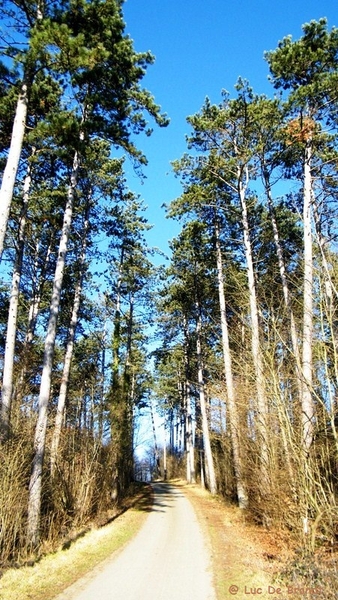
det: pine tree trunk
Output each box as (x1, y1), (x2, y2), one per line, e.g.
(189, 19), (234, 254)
(25, 235), (53, 345)
(263, 170), (302, 401)
(183, 316), (195, 483)
(110, 257), (123, 500)
(238, 167), (269, 486)
(185, 381), (195, 483)
(13, 235), (53, 409)
(0, 84), (28, 259)
(313, 198), (338, 352)
(262, 171), (304, 491)
(196, 305), (217, 494)
(122, 295), (135, 487)
(50, 207), (89, 475)
(302, 141), (315, 452)
(214, 217), (248, 508)
(0, 1), (44, 260)
(98, 308), (107, 442)
(150, 400), (160, 478)
(27, 149), (79, 547)
(1, 161), (32, 437)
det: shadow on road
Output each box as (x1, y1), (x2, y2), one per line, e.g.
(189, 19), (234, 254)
(149, 482), (184, 512)
(134, 481), (184, 513)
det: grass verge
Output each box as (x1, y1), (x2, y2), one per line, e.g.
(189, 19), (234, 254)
(0, 484), (152, 600)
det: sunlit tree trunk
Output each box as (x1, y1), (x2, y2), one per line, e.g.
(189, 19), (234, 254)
(150, 400), (160, 478)
(238, 166), (269, 487)
(122, 293), (135, 487)
(302, 140), (315, 452)
(313, 196), (338, 351)
(196, 303), (217, 494)
(12, 234), (53, 412)
(110, 250), (124, 500)
(0, 0), (44, 259)
(183, 316), (195, 483)
(263, 169), (302, 399)
(98, 299), (108, 442)
(185, 384), (195, 483)
(214, 216), (247, 507)
(0, 84), (28, 259)
(1, 159), (32, 437)
(50, 205), (90, 475)
(27, 148), (80, 546)
(25, 236), (53, 344)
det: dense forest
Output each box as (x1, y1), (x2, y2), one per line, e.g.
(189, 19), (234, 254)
(0, 0), (338, 569)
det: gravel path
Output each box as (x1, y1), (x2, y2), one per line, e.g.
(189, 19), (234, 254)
(57, 482), (216, 600)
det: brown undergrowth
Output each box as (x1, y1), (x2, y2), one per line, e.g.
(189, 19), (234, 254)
(175, 480), (338, 600)
(0, 483), (153, 600)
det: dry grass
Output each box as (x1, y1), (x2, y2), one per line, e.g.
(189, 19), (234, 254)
(179, 481), (279, 599)
(1, 479), (336, 600)
(178, 480), (338, 600)
(0, 484), (152, 600)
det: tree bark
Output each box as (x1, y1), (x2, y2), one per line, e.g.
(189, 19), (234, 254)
(0, 83), (28, 260)
(196, 304), (217, 494)
(12, 234), (53, 410)
(25, 234), (53, 345)
(1, 159), (32, 437)
(313, 196), (338, 351)
(302, 141), (315, 452)
(185, 381), (195, 483)
(214, 217), (248, 507)
(263, 169), (302, 399)
(238, 166), (269, 487)
(27, 149), (79, 547)
(0, 0), (44, 260)
(150, 400), (160, 478)
(50, 205), (90, 475)
(183, 316), (195, 483)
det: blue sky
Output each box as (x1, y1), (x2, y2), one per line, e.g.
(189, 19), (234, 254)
(122, 1), (338, 454)
(122, 0), (337, 259)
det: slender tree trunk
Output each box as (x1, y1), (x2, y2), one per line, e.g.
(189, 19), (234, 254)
(110, 259), (135, 495)
(0, 84), (28, 260)
(238, 166), (269, 486)
(98, 300), (107, 442)
(1, 159), (32, 437)
(263, 170), (302, 401)
(50, 206), (90, 475)
(150, 400), (160, 478)
(262, 169), (301, 491)
(122, 294), (135, 486)
(12, 235), (53, 409)
(313, 197), (338, 350)
(185, 382), (195, 483)
(183, 316), (195, 483)
(111, 248), (124, 394)
(214, 217), (248, 507)
(27, 149), (80, 547)
(196, 304), (217, 494)
(25, 235), (53, 345)
(110, 268), (122, 501)
(163, 424), (167, 480)
(302, 141), (315, 452)
(0, 0), (43, 260)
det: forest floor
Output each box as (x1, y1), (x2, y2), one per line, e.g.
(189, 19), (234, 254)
(0, 480), (337, 600)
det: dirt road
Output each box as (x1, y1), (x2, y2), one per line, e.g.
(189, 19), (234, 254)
(57, 482), (216, 600)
